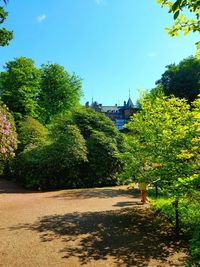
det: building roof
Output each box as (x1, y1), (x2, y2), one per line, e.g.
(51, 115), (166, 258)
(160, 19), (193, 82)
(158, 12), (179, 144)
(89, 96), (135, 112)
(126, 97), (134, 108)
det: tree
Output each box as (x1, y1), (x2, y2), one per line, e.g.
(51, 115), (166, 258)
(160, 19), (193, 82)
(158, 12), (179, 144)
(0, 5), (13, 46)
(0, 103), (17, 174)
(0, 57), (41, 121)
(121, 95), (200, 236)
(157, 0), (200, 57)
(39, 63), (82, 124)
(156, 56), (200, 103)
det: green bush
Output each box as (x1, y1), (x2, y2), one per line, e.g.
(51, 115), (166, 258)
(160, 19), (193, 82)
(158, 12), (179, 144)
(72, 108), (119, 139)
(12, 107), (124, 189)
(17, 116), (49, 152)
(12, 125), (87, 189)
(84, 130), (121, 186)
(50, 108), (124, 187)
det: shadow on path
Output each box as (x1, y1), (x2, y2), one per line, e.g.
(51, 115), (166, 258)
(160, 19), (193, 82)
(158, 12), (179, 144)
(0, 178), (32, 194)
(9, 207), (188, 266)
(48, 187), (141, 200)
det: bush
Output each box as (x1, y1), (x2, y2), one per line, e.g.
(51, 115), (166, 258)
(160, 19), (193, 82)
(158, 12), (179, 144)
(84, 130), (121, 186)
(0, 103), (17, 174)
(72, 108), (119, 139)
(12, 125), (87, 189)
(50, 108), (124, 187)
(17, 116), (49, 152)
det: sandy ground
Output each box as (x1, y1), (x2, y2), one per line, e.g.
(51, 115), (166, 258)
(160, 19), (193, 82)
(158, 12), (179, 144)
(0, 179), (188, 267)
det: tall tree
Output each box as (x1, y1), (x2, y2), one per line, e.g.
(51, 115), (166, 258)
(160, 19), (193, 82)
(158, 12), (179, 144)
(121, 95), (200, 235)
(157, 0), (200, 57)
(0, 57), (41, 120)
(39, 63), (82, 124)
(156, 56), (200, 103)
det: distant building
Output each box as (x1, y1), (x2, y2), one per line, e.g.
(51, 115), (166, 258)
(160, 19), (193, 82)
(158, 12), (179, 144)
(85, 97), (139, 130)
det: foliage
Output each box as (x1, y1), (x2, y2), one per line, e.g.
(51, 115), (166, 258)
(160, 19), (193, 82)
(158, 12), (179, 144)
(0, 5), (13, 46)
(120, 94), (200, 236)
(72, 107), (119, 138)
(0, 57), (41, 121)
(39, 63), (82, 124)
(12, 125), (87, 190)
(73, 108), (123, 185)
(157, 0), (200, 57)
(142, 85), (165, 102)
(0, 103), (17, 174)
(85, 130), (121, 186)
(50, 108), (123, 187)
(150, 195), (200, 266)
(17, 116), (49, 153)
(156, 57), (200, 103)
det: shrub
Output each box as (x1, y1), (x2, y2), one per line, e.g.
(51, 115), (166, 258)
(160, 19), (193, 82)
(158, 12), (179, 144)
(17, 116), (49, 152)
(83, 130), (121, 186)
(13, 125), (87, 189)
(50, 108), (124, 187)
(0, 103), (17, 174)
(72, 107), (119, 139)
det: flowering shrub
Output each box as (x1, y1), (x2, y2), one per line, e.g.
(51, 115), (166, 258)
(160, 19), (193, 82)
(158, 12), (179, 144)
(0, 104), (17, 173)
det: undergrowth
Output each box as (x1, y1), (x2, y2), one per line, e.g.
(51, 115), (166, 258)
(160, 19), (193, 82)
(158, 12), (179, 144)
(148, 188), (200, 266)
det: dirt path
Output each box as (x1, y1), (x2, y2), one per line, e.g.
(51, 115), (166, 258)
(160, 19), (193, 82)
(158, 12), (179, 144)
(0, 179), (188, 267)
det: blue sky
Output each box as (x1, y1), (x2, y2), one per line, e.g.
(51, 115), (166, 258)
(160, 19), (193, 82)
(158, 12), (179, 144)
(0, 0), (199, 105)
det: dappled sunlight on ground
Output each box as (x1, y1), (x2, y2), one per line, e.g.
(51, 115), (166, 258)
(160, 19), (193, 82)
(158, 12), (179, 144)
(0, 179), (188, 266)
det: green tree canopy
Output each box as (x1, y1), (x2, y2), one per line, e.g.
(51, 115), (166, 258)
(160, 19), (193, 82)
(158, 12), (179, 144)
(120, 94), (200, 234)
(0, 57), (41, 120)
(156, 56), (200, 103)
(39, 63), (82, 124)
(0, 5), (13, 46)
(157, 0), (200, 57)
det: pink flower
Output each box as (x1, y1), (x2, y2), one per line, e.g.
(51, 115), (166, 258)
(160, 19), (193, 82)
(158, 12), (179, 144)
(1, 147), (7, 154)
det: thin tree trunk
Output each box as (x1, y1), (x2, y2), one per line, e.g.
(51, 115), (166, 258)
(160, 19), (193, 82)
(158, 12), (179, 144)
(174, 199), (179, 238)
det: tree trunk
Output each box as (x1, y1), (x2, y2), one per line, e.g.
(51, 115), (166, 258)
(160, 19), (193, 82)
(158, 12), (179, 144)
(174, 199), (179, 238)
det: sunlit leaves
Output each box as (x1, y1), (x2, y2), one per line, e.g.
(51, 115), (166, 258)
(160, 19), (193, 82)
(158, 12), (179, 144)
(0, 57), (41, 120)
(121, 94), (200, 201)
(157, 0), (200, 57)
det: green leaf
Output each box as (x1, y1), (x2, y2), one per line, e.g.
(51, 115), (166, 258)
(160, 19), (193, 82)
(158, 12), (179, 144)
(174, 10), (180, 20)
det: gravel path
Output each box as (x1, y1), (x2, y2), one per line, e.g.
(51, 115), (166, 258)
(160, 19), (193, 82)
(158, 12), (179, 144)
(0, 179), (188, 267)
